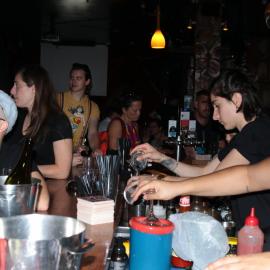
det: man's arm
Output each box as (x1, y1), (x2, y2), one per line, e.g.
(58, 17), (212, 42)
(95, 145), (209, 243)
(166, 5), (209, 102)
(87, 116), (100, 151)
(131, 143), (220, 177)
(131, 157), (270, 202)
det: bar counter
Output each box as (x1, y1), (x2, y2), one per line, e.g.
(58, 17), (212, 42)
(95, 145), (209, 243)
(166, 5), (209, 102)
(45, 179), (115, 270)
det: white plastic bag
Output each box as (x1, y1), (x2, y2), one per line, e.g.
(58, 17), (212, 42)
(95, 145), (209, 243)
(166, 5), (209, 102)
(169, 211), (229, 270)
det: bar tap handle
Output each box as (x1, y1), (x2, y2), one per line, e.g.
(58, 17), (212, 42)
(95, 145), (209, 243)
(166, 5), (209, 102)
(176, 135), (181, 162)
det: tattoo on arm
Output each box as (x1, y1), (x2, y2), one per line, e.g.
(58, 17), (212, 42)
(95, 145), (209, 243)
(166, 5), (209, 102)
(161, 158), (178, 172)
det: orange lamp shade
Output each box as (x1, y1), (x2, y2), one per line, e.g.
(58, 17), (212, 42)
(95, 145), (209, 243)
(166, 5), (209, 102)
(151, 29), (166, 49)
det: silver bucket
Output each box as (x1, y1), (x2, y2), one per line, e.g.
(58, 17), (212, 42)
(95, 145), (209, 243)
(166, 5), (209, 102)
(0, 176), (39, 217)
(0, 214), (94, 270)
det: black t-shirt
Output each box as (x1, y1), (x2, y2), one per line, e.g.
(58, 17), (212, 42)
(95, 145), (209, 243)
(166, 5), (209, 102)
(0, 108), (72, 171)
(218, 117), (270, 242)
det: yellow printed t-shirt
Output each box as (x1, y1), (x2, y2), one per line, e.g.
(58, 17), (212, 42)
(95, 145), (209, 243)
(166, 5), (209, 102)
(57, 91), (100, 149)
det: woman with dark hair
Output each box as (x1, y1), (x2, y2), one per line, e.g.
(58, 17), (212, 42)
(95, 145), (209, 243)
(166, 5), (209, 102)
(129, 69), (270, 244)
(107, 92), (142, 155)
(0, 65), (73, 181)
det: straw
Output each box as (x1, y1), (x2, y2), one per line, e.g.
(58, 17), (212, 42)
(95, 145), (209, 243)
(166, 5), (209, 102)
(95, 155), (120, 200)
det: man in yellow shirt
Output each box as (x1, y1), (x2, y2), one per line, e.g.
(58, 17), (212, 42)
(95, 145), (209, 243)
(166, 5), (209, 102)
(58, 63), (100, 165)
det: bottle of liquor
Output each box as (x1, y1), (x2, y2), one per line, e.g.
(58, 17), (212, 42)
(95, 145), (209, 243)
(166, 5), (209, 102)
(5, 138), (33, 185)
(191, 196), (203, 212)
(110, 238), (128, 270)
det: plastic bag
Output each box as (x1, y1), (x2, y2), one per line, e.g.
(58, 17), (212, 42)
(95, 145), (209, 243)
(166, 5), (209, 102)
(169, 211), (229, 270)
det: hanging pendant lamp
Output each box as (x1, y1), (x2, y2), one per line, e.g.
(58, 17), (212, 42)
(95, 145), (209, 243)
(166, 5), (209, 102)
(151, 5), (166, 49)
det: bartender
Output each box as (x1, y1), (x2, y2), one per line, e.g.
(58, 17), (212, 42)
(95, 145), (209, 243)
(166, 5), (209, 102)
(129, 69), (270, 249)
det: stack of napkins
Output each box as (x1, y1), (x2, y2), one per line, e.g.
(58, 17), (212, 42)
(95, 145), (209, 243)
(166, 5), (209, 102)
(77, 196), (115, 225)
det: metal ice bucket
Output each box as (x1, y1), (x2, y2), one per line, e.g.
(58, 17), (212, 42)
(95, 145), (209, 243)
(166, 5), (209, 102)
(0, 214), (94, 270)
(0, 175), (39, 217)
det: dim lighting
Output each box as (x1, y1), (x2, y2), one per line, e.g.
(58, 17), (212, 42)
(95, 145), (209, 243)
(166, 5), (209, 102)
(186, 19), (194, 30)
(222, 21), (229, 31)
(151, 5), (166, 49)
(265, 3), (270, 29)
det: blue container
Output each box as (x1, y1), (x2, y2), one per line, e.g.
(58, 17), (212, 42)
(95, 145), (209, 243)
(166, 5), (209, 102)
(129, 216), (174, 270)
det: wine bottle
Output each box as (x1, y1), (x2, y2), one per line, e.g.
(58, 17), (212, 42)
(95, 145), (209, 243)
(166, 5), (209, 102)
(5, 138), (33, 185)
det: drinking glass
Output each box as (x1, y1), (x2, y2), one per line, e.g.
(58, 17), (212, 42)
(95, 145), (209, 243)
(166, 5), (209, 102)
(123, 175), (161, 225)
(128, 150), (147, 175)
(123, 180), (138, 205)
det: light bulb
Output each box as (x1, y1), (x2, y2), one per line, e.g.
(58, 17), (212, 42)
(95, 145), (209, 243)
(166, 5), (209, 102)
(151, 29), (166, 49)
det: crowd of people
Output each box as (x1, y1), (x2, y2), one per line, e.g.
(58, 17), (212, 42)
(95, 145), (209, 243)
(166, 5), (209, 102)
(2, 63), (270, 269)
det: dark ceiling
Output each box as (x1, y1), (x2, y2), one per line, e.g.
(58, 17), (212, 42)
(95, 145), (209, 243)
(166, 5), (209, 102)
(41, 0), (269, 49)
(0, 0), (270, 107)
(1, 0), (269, 49)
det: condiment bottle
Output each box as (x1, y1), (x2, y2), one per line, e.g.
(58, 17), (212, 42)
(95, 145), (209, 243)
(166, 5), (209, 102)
(178, 196), (191, 213)
(110, 238), (128, 270)
(237, 207), (264, 255)
(227, 237), (238, 255)
(171, 196), (192, 269)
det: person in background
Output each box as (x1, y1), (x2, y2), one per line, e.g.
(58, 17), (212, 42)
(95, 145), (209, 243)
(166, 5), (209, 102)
(143, 118), (173, 155)
(99, 105), (120, 133)
(130, 157), (270, 270)
(184, 89), (224, 159)
(98, 105), (120, 155)
(130, 69), (270, 242)
(58, 63), (101, 165)
(0, 65), (72, 181)
(0, 90), (17, 146)
(0, 88), (49, 211)
(107, 91), (142, 155)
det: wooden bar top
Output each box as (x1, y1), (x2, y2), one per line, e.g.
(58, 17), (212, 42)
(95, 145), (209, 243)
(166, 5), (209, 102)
(45, 179), (114, 270)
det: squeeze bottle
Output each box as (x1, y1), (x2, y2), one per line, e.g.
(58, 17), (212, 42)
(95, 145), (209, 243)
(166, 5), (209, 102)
(237, 207), (264, 255)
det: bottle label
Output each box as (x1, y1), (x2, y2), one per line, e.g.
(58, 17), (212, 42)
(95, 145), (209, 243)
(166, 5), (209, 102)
(179, 196), (190, 207)
(110, 261), (127, 270)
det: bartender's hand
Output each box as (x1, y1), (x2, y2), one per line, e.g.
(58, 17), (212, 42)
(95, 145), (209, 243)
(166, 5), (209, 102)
(129, 175), (180, 203)
(131, 143), (167, 164)
(205, 252), (270, 270)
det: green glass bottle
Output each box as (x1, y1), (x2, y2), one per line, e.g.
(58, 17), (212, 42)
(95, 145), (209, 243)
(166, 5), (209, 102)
(4, 138), (33, 185)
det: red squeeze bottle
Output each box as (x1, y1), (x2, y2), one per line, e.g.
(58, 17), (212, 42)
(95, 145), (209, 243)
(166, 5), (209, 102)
(237, 207), (264, 255)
